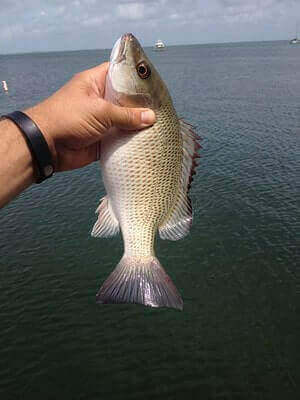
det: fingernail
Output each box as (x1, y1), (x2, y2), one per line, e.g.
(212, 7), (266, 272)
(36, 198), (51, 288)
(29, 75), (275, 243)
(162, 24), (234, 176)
(141, 110), (156, 126)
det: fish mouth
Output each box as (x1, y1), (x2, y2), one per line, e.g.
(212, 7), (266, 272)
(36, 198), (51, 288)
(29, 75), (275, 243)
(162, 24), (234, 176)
(110, 33), (136, 65)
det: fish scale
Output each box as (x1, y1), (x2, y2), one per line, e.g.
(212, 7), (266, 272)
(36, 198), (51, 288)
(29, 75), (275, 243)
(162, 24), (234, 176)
(91, 33), (200, 309)
(101, 103), (182, 257)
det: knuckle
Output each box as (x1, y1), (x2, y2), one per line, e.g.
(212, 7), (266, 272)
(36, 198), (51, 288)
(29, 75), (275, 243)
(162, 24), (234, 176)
(124, 108), (134, 125)
(101, 101), (111, 118)
(100, 101), (113, 128)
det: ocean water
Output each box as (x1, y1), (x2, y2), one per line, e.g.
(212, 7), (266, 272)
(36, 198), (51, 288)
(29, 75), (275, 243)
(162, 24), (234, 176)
(0, 41), (299, 399)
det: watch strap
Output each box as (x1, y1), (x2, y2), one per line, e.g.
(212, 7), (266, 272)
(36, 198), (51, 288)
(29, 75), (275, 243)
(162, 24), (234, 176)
(3, 111), (54, 183)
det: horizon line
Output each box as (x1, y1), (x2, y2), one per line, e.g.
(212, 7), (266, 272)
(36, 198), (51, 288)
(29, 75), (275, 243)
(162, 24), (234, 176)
(0, 39), (290, 57)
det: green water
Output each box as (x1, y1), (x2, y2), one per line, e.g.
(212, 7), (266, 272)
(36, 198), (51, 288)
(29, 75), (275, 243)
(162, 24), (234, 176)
(0, 41), (299, 399)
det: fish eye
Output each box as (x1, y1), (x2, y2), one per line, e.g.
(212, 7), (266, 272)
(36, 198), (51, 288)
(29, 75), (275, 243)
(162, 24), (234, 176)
(137, 62), (151, 79)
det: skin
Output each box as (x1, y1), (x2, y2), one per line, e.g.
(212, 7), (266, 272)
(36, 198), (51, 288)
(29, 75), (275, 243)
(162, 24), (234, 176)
(0, 62), (156, 209)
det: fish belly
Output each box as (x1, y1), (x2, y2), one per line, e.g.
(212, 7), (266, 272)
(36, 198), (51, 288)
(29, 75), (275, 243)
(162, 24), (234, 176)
(100, 106), (182, 256)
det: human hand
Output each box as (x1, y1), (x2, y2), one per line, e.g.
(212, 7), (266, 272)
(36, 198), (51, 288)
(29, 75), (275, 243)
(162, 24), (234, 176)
(25, 62), (156, 172)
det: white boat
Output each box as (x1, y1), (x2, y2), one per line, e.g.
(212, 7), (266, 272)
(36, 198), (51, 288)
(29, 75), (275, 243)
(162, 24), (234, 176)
(154, 39), (165, 50)
(290, 23), (300, 44)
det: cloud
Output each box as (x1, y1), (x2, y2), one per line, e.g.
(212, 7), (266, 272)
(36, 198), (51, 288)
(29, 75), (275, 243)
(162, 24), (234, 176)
(1, 23), (24, 40)
(0, 0), (299, 53)
(117, 2), (145, 20)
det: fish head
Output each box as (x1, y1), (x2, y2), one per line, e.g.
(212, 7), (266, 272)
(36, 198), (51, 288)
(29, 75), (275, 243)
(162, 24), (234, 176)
(106, 33), (169, 109)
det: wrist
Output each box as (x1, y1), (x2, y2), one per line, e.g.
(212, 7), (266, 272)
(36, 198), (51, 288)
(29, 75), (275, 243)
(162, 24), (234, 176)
(0, 118), (35, 207)
(25, 104), (58, 169)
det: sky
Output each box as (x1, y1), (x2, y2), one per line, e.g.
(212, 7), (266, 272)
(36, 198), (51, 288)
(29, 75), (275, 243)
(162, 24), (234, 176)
(0, 0), (299, 54)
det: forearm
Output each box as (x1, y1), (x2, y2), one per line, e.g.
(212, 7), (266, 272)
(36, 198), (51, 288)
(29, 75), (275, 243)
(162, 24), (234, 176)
(0, 118), (35, 208)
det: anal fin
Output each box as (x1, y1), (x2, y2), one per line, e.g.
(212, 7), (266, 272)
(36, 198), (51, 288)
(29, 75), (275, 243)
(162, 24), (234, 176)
(159, 194), (192, 241)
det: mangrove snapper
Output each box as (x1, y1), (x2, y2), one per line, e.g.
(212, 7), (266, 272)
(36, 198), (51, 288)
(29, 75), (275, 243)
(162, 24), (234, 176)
(91, 33), (200, 310)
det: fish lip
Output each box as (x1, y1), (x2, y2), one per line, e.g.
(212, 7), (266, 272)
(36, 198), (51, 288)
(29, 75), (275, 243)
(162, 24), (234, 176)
(112, 33), (135, 65)
(122, 32), (135, 42)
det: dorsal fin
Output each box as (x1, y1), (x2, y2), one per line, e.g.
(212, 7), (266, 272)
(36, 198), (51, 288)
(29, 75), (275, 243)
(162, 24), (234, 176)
(159, 120), (201, 241)
(91, 195), (120, 238)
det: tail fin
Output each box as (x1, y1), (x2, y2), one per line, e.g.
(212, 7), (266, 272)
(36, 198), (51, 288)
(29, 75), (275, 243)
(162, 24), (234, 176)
(96, 256), (183, 310)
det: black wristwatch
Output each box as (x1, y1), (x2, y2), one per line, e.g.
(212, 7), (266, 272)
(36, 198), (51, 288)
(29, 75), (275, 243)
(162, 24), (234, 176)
(2, 111), (54, 183)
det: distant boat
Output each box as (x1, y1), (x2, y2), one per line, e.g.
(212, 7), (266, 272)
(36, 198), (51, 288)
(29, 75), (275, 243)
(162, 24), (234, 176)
(290, 23), (300, 44)
(154, 39), (165, 50)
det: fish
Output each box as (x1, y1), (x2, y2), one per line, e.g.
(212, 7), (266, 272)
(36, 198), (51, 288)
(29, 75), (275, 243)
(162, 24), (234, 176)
(91, 33), (200, 310)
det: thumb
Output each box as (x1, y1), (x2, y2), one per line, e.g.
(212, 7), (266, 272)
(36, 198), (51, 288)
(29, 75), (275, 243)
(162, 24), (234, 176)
(104, 102), (156, 131)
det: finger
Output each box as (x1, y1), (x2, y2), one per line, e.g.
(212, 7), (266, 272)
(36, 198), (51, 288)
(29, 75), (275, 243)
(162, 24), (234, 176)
(56, 144), (100, 172)
(85, 62), (109, 77)
(95, 141), (101, 161)
(86, 62), (109, 96)
(104, 102), (156, 130)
